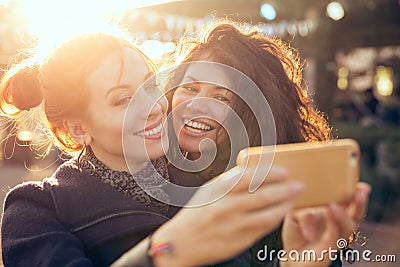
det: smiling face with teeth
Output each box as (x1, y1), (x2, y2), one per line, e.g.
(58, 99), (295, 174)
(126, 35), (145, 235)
(171, 66), (234, 160)
(74, 46), (168, 173)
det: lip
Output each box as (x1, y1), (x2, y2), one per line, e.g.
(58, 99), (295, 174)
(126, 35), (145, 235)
(144, 128), (164, 140)
(180, 117), (215, 137)
(133, 118), (165, 140)
(182, 117), (215, 129)
(145, 118), (163, 132)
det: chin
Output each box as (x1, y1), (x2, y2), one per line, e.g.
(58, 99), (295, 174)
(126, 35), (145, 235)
(180, 142), (201, 155)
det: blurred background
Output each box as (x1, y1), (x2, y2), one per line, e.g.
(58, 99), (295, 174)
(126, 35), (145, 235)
(0, 0), (399, 265)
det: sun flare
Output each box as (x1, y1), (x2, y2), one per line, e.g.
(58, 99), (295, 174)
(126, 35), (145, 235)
(2, 0), (182, 40)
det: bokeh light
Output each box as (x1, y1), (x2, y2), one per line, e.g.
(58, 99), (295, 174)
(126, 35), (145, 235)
(337, 66), (349, 90)
(260, 3), (277, 21)
(374, 66), (394, 96)
(326, 1), (345, 21)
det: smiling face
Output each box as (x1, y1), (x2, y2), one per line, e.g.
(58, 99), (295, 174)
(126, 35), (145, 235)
(82, 46), (168, 172)
(171, 65), (233, 160)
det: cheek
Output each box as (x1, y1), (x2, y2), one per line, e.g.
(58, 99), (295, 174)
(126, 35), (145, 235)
(172, 115), (182, 138)
(171, 97), (185, 128)
(106, 112), (124, 130)
(90, 113), (124, 138)
(104, 121), (124, 142)
(171, 91), (193, 110)
(171, 95), (183, 110)
(216, 128), (229, 143)
(213, 104), (231, 119)
(159, 97), (168, 112)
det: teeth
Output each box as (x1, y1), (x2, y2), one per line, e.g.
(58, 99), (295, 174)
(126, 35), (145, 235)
(137, 123), (162, 136)
(186, 127), (203, 134)
(184, 119), (211, 131)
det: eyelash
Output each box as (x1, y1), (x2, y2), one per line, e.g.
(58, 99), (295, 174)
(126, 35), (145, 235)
(215, 96), (230, 103)
(183, 85), (198, 92)
(114, 96), (132, 106)
(182, 86), (230, 103)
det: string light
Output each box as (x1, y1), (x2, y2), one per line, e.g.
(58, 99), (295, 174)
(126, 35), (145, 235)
(374, 66), (393, 96)
(337, 66), (349, 90)
(326, 1), (345, 21)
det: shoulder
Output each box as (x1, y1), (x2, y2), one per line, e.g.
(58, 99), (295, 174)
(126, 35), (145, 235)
(1, 159), (93, 238)
(2, 159), (81, 212)
(3, 181), (52, 211)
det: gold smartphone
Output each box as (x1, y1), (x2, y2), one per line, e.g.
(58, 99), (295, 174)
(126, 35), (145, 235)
(236, 139), (360, 208)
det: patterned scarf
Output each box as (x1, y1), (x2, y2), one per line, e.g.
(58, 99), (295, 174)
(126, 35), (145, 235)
(79, 148), (170, 214)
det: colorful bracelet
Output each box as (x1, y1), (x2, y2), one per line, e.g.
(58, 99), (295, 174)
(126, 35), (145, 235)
(148, 239), (173, 258)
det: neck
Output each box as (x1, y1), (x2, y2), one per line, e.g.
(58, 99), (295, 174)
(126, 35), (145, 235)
(187, 151), (201, 160)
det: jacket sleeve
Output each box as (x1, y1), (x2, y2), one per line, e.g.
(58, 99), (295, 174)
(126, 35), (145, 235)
(110, 237), (154, 267)
(1, 182), (93, 267)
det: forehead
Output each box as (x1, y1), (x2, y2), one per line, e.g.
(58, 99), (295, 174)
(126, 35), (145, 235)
(183, 63), (233, 90)
(86, 46), (149, 92)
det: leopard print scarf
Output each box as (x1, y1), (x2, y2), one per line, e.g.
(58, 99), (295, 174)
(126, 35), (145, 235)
(79, 147), (170, 214)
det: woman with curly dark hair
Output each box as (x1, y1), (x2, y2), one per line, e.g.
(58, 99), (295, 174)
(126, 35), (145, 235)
(166, 21), (370, 267)
(165, 21), (333, 181)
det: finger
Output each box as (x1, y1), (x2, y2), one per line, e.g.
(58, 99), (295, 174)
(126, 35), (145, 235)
(346, 182), (371, 222)
(329, 203), (357, 238)
(209, 181), (302, 220)
(202, 165), (292, 211)
(230, 165), (288, 193)
(301, 210), (340, 267)
(241, 201), (293, 237)
(282, 212), (308, 250)
(229, 180), (304, 212)
(304, 208), (339, 252)
(248, 164), (287, 192)
(294, 208), (327, 242)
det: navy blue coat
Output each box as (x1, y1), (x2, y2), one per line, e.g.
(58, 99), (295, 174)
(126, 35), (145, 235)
(1, 160), (252, 266)
(2, 159), (340, 267)
(1, 160), (172, 266)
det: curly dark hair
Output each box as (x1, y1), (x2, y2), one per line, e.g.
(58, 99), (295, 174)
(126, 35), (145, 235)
(166, 20), (332, 178)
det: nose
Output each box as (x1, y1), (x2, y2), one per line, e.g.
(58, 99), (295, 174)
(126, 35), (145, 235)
(186, 97), (211, 114)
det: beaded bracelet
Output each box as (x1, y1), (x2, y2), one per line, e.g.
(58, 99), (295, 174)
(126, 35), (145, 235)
(148, 239), (173, 258)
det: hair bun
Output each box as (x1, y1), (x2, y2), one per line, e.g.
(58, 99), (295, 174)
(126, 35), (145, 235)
(10, 63), (43, 111)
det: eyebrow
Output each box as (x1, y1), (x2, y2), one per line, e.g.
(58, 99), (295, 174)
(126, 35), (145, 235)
(182, 75), (230, 90)
(105, 72), (153, 98)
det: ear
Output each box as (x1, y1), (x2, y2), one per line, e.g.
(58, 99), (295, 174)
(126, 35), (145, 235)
(63, 120), (92, 146)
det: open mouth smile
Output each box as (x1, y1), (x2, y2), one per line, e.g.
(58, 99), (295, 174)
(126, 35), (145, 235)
(183, 118), (214, 134)
(135, 120), (164, 139)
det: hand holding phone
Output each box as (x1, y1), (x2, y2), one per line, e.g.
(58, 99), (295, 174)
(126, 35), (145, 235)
(236, 139), (360, 208)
